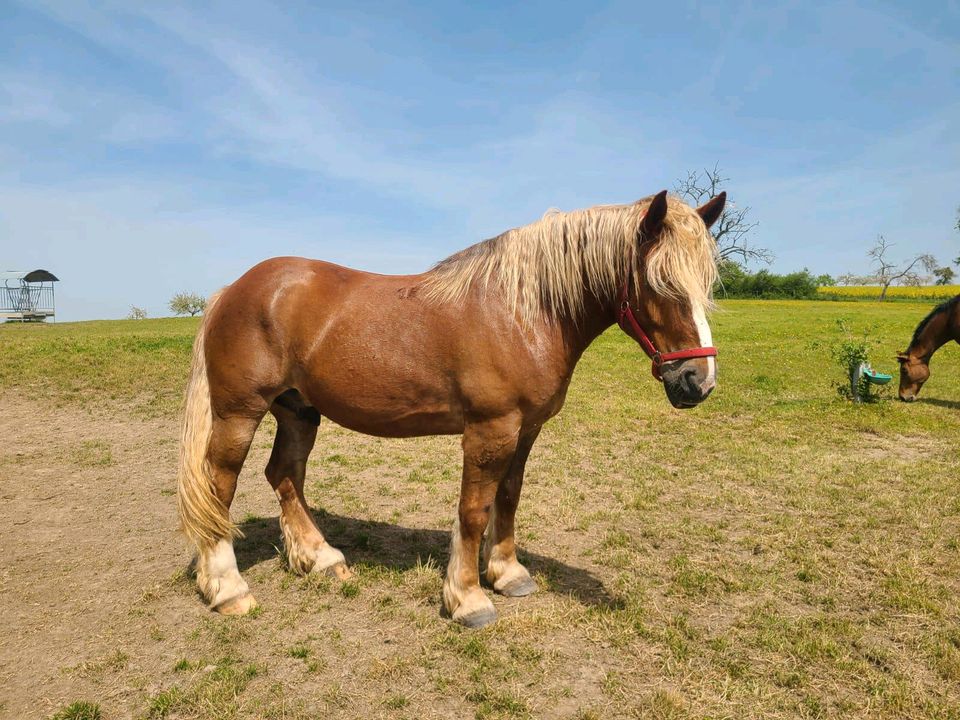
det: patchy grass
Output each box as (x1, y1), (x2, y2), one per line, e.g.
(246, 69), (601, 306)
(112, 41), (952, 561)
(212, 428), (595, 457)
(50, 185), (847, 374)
(72, 439), (115, 468)
(145, 657), (263, 719)
(5, 299), (960, 718)
(69, 649), (129, 678)
(287, 643), (311, 660)
(49, 702), (102, 720)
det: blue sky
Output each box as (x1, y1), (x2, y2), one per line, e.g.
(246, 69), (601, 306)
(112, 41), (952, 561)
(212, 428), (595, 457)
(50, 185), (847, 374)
(1, 1), (958, 321)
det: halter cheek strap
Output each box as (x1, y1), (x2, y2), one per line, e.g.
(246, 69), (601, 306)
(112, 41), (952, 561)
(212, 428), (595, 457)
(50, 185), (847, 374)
(615, 280), (718, 380)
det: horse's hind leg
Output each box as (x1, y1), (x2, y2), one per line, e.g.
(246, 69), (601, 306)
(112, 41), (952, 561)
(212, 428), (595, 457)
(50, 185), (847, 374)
(266, 394), (351, 579)
(194, 413), (262, 615)
(483, 427), (541, 597)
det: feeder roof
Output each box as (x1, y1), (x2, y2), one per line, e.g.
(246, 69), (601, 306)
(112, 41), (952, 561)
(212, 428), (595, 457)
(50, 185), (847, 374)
(0, 269), (59, 282)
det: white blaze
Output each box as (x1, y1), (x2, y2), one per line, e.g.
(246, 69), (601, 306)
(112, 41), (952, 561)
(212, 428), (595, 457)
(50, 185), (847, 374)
(692, 303), (716, 388)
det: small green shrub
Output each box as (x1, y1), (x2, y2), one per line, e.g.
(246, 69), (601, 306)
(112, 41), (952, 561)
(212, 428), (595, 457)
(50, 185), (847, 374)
(828, 320), (884, 402)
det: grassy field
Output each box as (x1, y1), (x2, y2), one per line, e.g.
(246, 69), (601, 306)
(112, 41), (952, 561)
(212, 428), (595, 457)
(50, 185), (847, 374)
(2, 299), (959, 719)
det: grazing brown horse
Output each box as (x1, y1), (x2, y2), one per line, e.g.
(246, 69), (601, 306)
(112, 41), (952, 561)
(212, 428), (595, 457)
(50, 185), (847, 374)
(177, 189), (726, 627)
(897, 295), (960, 401)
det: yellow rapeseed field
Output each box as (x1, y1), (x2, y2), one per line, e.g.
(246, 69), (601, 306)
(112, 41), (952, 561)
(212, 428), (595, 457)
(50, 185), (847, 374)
(818, 284), (960, 301)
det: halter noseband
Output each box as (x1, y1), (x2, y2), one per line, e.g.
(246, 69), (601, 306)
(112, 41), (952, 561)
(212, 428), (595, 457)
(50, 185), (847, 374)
(615, 277), (718, 381)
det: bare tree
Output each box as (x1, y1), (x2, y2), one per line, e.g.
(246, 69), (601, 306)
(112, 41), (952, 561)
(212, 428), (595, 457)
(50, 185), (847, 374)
(851, 235), (937, 301)
(674, 164), (770, 264)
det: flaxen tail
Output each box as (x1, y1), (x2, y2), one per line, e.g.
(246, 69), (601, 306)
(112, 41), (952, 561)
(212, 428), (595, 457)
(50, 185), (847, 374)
(176, 290), (238, 549)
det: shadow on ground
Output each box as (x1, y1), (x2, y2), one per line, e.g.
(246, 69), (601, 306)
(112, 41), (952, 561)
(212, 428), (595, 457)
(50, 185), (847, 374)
(234, 511), (618, 608)
(917, 397), (960, 410)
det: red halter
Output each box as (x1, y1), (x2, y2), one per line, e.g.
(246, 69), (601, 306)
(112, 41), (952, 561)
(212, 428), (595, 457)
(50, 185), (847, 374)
(616, 279), (718, 380)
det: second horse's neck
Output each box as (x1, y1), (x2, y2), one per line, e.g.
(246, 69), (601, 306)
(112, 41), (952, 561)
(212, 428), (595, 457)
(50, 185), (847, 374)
(910, 309), (956, 362)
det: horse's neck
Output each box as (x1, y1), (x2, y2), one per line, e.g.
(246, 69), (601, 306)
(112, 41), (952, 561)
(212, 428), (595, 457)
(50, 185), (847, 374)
(557, 294), (617, 366)
(911, 310), (955, 361)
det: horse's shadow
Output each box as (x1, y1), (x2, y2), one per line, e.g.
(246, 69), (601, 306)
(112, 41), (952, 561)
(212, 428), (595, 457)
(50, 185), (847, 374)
(917, 397), (960, 410)
(234, 510), (619, 609)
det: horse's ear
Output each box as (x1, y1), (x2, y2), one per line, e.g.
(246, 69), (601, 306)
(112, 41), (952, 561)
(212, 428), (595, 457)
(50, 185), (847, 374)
(641, 190), (668, 239)
(697, 191), (727, 229)
(895, 352), (909, 363)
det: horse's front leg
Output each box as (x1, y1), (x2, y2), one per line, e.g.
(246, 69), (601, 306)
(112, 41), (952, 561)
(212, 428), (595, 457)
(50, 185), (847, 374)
(483, 427), (541, 597)
(444, 415), (521, 628)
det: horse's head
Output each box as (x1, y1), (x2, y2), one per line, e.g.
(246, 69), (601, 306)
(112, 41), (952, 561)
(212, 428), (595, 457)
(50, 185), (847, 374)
(618, 190), (725, 409)
(896, 351), (929, 402)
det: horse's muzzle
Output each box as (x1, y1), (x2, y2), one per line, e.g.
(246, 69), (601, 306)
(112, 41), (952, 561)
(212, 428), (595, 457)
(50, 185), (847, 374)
(661, 359), (715, 409)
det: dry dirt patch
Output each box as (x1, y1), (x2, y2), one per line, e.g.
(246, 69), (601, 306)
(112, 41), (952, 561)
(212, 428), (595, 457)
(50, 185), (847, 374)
(0, 394), (622, 719)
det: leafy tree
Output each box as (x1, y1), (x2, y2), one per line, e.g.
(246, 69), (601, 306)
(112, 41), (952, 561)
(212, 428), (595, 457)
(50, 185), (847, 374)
(714, 260), (820, 299)
(933, 266), (955, 285)
(127, 306), (148, 320)
(716, 258), (749, 290)
(169, 292), (207, 317)
(675, 164), (770, 264)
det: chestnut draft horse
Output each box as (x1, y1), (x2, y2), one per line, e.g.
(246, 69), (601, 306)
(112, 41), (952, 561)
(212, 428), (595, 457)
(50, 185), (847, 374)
(177, 189), (726, 627)
(897, 294), (960, 401)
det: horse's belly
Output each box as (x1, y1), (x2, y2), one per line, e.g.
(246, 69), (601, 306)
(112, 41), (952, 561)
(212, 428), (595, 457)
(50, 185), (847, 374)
(319, 403), (464, 438)
(300, 375), (465, 438)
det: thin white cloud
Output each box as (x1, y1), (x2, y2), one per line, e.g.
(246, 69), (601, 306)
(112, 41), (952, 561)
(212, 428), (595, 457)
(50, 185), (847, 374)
(0, 67), (182, 148)
(0, 73), (72, 125)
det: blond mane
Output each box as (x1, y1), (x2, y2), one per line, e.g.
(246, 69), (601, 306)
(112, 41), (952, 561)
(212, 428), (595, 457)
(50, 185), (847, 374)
(419, 195), (719, 325)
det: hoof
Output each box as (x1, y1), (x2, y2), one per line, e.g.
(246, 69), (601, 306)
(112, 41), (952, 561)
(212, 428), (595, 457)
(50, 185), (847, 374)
(497, 575), (537, 597)
(325, 561), (354, 581)
(455, 605), (498, 629)
(214, 592), (257, 615)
